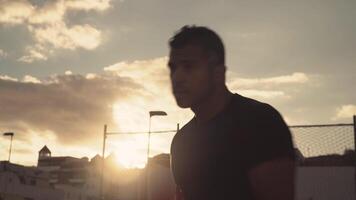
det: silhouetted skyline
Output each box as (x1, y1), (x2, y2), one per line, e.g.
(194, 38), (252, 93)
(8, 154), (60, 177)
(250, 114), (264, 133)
(0, 0), (355, 166)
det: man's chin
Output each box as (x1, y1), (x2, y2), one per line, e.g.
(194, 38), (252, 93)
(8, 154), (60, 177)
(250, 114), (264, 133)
(175, 100), (191, 108)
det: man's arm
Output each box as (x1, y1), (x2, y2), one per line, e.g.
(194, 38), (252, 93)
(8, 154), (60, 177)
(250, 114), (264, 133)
(248, 157), (295, 200)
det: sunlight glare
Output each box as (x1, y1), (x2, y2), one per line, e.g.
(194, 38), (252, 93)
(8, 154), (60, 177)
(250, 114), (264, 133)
(112, 140), (147, 169)
(112, 101), (148, 132)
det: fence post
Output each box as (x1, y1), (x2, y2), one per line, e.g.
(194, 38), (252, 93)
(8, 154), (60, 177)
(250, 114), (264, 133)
(354, 115), (356, 200)
(354, 115), (356, 153)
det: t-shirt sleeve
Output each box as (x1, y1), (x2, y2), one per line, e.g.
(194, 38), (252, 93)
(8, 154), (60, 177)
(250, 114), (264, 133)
(244, 104), (295, 169)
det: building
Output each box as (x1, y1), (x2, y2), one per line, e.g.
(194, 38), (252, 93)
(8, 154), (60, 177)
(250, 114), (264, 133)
(0, 161), (63, 200)
(38, 147), (92, 188)
(295, 149), (356, 200)
(37, 146), (102, 200)
(37, 146), (135, 200)
(1, 146), (176, 200)
(134, 154), (175, 200)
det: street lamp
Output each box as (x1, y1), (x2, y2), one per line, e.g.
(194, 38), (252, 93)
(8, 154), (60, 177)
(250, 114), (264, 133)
(100, 115), (173, 200)
(146, 110), (167, 200)
(3, 132), (14, 162)
(147, 111), (167, 162)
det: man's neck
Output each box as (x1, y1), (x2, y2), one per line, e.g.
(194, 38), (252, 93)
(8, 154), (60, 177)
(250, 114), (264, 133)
(192, 86), (232, 124)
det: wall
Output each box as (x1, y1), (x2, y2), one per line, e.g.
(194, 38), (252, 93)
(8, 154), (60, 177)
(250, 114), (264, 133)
(296, 167), (355, 200)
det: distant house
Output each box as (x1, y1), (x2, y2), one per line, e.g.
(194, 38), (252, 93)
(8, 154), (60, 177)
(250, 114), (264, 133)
(140, 154), (175, 200)
(0, 161), (63, 200)
(37, 145), (102, 200)
(1, 146), (177, 200)
(36, 145), (135, 200)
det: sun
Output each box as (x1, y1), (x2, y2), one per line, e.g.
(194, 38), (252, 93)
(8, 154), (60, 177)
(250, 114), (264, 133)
(110, 100), (177, 169)
(114, 145), (147, 169)
(112, 101), (148, 132)
(113, 136), (147, 168)
(111, 102), (149, 168)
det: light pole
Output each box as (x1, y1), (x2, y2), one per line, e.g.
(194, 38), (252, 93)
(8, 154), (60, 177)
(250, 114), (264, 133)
(146, 111), (167, 200)
(147, 111), (167, 162)
(3, 132), (14, 162)
(100, 125), (107, 200)
(100, 121), (175, 200)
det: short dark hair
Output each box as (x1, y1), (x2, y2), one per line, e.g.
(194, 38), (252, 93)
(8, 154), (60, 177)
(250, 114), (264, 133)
(169, 25), (225, 65)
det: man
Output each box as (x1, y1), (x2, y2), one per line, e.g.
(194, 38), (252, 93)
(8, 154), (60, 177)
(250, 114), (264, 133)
(168, 26), (295, 200)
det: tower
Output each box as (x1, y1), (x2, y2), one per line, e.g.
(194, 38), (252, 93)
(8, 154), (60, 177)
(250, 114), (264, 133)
(38, 145), (51, 162)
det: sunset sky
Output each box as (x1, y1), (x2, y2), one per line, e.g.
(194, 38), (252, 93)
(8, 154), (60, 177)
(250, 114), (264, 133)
(1, 0), (355, 167)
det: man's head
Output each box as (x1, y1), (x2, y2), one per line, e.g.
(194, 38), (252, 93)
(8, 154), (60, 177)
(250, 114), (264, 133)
(168, 25), (226, 108)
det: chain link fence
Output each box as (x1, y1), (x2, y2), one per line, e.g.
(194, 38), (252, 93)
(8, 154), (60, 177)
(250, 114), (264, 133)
(288, 116), (356, 168)
(106, 116), (356, 166)
(290, 123), (355, 158)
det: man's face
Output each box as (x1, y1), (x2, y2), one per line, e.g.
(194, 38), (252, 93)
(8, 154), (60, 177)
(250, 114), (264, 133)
(168, 45), (215, 108)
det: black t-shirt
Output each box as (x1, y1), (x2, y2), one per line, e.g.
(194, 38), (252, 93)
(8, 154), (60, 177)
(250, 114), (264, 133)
(170, 93), (295, 200)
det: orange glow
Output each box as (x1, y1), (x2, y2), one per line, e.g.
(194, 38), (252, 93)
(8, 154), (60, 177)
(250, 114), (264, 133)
(112, 101), (148, 132)
(111, 138), (148, 168)
(111, 102), (148, 168)
(114, 148), (146, 169)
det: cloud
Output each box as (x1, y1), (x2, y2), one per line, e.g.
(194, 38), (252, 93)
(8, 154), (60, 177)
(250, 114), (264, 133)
(2, 74), (42, 84)
(0, 57), (190, 166)
(104, 56), (191, 123)
(27, 0), (65, 25)
(0, 0), (111, 25)
(0, 0), (34, 24)
(333, 105), (356, 120)
(0, 74), (18, 81)
(0, 0), (111, 63)
(104, 57), (171, 96)
(228, 72), (309, 89)
(26, 0), (111, 24)
(226, 72), (310, 101)
(29, 22), (102, 50)
(18, 46), (48, 62)
(65, 0), (111, 11)
(104, 57), (168, 79)
(22, 75), (41, 83)
(0, 72), (141, 147)
(0, 56), (319, 167)
(103, 57), (191, 165)
(86, 73), (98, 79)
(237, 89), (287, 99)
(0, 57), (314, 166)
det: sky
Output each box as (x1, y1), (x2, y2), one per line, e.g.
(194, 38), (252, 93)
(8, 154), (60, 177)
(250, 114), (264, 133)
(0, 0), (355, 167)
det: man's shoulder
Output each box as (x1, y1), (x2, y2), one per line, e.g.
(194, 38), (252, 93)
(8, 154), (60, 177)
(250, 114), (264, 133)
(231, 94), (295, 168)
(176, 118), (195, 136)
(230, 93), (280, 121)
(171, 118), (195, 149)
